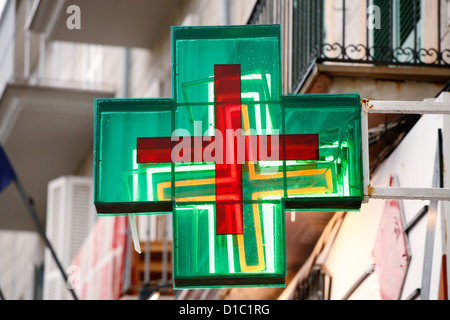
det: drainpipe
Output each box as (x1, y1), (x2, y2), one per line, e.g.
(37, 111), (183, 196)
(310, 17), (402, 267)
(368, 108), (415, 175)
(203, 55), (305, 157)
(224, 0), (230, 25)
(123, 47), (131, 97)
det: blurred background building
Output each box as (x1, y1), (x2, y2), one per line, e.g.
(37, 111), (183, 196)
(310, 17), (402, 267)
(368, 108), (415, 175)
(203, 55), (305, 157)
(0, 0), (449, 300)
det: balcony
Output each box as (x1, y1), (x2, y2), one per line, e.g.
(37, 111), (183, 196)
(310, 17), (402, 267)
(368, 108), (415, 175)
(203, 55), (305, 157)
(0, 0), (115, 232)
(27, 0), (184, 48)
(248, 0), (450, 94)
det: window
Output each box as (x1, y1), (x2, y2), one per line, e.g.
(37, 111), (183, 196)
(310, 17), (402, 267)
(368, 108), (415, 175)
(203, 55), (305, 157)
(372, 0), (392, 61)
(394, 0), (422, 62)
(292, 0), (323, 91)
(398, 0), (421, 46)
(371, 0), (422, 62)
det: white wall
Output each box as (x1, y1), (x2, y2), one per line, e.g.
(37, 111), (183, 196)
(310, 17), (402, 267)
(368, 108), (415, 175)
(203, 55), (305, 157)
(0, 231), (44, 299)
(323, 114), (446, 300)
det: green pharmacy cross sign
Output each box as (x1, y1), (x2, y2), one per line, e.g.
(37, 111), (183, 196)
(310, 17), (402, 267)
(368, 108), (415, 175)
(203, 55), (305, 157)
(94, 25), (364, 289)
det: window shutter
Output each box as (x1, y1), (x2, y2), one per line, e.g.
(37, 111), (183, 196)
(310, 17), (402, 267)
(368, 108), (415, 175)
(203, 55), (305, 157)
(373, 0), (392, 61)
(399, 0), (421, 46)
(43, 176), (97, 300)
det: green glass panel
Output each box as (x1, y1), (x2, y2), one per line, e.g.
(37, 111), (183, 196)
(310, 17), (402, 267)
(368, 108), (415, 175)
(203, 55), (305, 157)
(94, 99), (173, 215)
(172, 202), (286, 288)
(282, 93), (364, 210)
(173, 25), (281, 104)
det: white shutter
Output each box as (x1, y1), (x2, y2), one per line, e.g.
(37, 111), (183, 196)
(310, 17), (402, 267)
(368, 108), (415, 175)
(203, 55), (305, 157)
(43, 176), (97, 300)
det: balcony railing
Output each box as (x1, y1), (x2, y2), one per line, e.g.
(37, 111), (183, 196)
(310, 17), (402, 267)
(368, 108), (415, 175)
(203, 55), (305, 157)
(248, 0), (450, 94)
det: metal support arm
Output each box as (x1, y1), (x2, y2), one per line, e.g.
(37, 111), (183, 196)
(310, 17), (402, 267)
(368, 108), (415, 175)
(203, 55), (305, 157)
(362, 95), (450, 202)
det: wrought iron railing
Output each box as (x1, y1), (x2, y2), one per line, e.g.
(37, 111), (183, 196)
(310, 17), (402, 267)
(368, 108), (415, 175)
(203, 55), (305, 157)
(248, 0), (450, 94)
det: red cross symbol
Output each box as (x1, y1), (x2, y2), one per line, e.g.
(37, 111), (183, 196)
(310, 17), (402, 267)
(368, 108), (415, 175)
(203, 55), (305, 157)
(136, 65), (319, 235)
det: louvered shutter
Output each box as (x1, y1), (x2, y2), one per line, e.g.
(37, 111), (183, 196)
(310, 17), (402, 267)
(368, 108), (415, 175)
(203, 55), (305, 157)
(399, 0), (421, 46)
(43, 176), (97, 300)
(372, 0), (392, 61)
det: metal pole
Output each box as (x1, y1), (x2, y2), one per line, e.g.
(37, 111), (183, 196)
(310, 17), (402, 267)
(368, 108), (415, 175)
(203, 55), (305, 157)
(366, 0), (370, 61)
(420, 129), (443, 300)
(319, 0), (323, 60)
(341, 264), (375, 300)
(161, 215), (169, 286)
(138, 216), (153, 300)
(144, 216), (151, 284)
(368, 100), (450, 115)
(438, 0), (441, 65)
(361, 98), (370, 202)
(223, 0), (230, 25)
(406, 288), (421, 300)
(369, 186), (450, 201)
(14, 179), (79, 300)
(342, 0), (346, 59)
(123, 47), (131, 98)
(413, 0), (418, 63)
(389, 0), (393, 60)
(404, 206), (429, 233)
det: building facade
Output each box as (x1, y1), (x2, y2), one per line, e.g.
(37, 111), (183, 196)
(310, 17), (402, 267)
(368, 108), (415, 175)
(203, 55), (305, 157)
(0, 0), (449, 300)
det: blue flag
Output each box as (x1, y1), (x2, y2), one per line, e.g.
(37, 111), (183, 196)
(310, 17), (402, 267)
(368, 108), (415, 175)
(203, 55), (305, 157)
(0, 144), (16, 192)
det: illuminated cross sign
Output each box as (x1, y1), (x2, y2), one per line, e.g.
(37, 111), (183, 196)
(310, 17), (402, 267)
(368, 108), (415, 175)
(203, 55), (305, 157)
(94, 25), (364, 288)
(137, 64), (319, 235)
